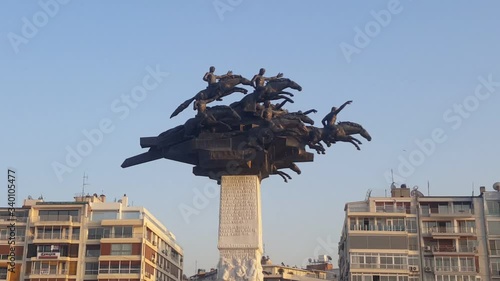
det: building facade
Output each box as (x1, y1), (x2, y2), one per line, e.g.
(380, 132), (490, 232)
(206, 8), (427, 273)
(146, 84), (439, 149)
(339, 183), (500, 281)
(0, 194), (183, 281)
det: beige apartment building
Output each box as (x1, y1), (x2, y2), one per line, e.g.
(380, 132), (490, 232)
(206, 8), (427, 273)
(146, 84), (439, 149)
(339, 183), (500, 281)
(0, 194), (183, 281)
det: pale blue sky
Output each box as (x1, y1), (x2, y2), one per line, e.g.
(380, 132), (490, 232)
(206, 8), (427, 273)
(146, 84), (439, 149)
(1, 0), (500, 275)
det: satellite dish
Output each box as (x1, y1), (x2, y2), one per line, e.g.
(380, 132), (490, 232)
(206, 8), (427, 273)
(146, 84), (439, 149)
(308, 258), (312, 263)
(493, 182), (500, 191)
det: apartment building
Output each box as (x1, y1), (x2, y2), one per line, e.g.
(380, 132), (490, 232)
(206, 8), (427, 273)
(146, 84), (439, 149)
(338, 183), (500, 281)
(0, 194), (183, 281)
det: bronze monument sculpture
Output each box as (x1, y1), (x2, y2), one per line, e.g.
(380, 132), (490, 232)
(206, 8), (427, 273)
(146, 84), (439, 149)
(122, 67), (371, 182)
(121, 68), (371, 281)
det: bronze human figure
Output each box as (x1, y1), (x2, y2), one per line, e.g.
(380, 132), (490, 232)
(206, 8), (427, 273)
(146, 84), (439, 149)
(321, 100), (352, 129)
(251, 68), (283, 96)
(170, 73), (253, 118)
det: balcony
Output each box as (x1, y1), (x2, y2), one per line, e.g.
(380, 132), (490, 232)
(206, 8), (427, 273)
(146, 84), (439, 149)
(32, 215), (80, 225)
(347, 206), (370, 213)
(88, 233), (143, 240)
(350, 263), (408, 270)
(0, 216), (27, 223)
(29, 269), (68, 276)
(424, 227), (476, 237)
(431, 245), (477, 255)
(421, 209), (474, 218)
(433, 266), (475, 273)
(350, 224), (406, 232)
(376, 206), (415, 214)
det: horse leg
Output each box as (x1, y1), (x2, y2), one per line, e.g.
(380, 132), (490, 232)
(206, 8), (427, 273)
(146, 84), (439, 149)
(277, 91), (294, 97)
(335, 136), (361, 150)
(277, 171), (292, 183)
(351, 136), (362, 145)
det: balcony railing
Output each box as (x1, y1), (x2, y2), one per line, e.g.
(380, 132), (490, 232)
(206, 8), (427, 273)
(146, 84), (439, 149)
(431, 245), (476, 253)
(35, 233), (78, 240)
(421, 209), (474, 217)
(348, 206), (370, 212)
(34, 215), (80, 223)
(99, 268), (141, 274)
(30, 269), (68, 275)
(433, 266), (475, 272)
(350, 224), (406, 232)
(376, 206), (413, 214)
(425, 227), (476, 235)
(0, 216), (27, 222)
(85, 250), (101, 257)
(88, 233), (142, 239)
(350, 263), (408, 270)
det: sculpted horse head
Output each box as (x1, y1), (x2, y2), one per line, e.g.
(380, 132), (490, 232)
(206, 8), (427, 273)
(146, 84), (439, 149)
(265, 78), (302, 92)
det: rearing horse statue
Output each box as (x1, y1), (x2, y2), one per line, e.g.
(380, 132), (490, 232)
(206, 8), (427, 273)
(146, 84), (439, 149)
(170, 75), (253, 118)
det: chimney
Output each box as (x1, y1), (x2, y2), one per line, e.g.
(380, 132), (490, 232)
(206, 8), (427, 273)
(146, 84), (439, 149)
(121, 194), (128, 206)
(480, 186), (486, 194)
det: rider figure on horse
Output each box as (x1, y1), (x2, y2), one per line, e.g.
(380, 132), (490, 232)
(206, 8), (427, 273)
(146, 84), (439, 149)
(251, 68), (283, 98)
(203, 66), (232, 100)
(322, 100), (353, 132)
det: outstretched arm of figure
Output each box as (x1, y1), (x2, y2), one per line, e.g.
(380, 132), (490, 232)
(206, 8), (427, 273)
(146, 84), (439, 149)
(265, 72), (284, 81)
(303, 109), (317, 115)
(334, 100), (353, 114)
(215, 70), (232, 79)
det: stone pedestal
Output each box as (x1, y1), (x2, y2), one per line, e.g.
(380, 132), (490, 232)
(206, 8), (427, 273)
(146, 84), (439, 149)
(217, 175), (263, 281)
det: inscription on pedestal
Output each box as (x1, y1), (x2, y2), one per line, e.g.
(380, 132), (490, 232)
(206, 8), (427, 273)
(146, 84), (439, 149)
(218, 176), (261, 249)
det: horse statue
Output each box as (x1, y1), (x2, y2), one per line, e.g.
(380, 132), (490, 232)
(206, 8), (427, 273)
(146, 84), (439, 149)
(231, 78), (302, 114)
(170, 75), (253, 118)
(325, 121), (372, 150)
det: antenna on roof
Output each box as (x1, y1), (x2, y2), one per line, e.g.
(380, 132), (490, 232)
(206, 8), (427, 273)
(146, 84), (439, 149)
(82, 172), (89, 197)
(427, 180), (430, 196)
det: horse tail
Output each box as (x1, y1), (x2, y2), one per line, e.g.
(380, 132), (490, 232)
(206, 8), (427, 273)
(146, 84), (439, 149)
(170, 96), (195, 118)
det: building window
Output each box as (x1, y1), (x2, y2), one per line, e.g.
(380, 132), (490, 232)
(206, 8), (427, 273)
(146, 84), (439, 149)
(85, 262), (99, 275)
(85, 245), (101, 257)
(88, 227), (111, 239)
(0, 268), (7, 279)
(37, 226), (66, 239)
(39, 210), (79, 221)
(99, 260), (140, 274)
(122, 211), (141, 219)
(488, 222), (500, 235)
(91, 211), (118, 221)
(114, 226), (133, 238)
(110, 244), (133, 255)
(488, 201), (500, 215)
(453, 202), (472, 213)
(492, 258), (500, 277)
